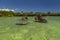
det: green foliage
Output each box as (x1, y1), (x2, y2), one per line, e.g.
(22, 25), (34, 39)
(0, 11), (14, 16)
(23, 12), (28, 16)
(35, 12), (41, 15)
(47, 12), (51, 15)
(0, 11), (60, 16)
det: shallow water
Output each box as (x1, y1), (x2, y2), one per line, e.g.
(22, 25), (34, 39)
(0, 16), (60, 40)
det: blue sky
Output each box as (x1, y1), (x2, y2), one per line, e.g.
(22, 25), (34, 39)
(0, 0), (60, 12)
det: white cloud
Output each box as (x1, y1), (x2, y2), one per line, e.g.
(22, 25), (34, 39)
(15, 8), (20, 11)
(15, 8), (24, 11)
(0, 8), (15, 12)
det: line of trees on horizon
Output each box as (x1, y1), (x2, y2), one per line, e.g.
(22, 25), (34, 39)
(0, 11), (60, 17)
